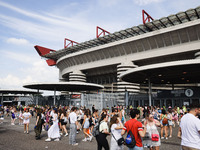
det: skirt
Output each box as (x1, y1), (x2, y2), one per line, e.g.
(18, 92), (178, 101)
(48, 120), (60, 139)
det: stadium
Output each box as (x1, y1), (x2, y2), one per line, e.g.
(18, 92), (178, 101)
(29, 6), (200, 108)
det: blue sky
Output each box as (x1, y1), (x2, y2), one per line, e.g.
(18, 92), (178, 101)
(0, 0), (199, 94)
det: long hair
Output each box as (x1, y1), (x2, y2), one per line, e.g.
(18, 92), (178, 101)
(99, 114), (107, 123)
(109, 115), (118, 129)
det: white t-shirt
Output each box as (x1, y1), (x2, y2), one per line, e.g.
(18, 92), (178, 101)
(111, 123), (122, 140)
(99, 121), (109, 133)
(68, 112), (77, 124)
(180, 113), (200, 149)
(22, 112), (31, 123)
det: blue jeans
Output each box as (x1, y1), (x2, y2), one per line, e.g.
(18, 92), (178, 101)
(128, 146), (143, 150)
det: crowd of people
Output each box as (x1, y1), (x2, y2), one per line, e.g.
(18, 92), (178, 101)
(0, 103), (199, 150)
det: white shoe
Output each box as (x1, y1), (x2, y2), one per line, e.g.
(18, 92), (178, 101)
(89, 136), (93, 141)
(60, 133), (63, 135)
(65, 133), (68, 136)
(161, 137), (164, 139)
(24, 131), (26, 134)
(82, 138), (87, 142)
(165, 137), (168, 140)
(76, 131), (79, 134)
(54, 138), (60, 141)
(45, 138), (51, 142)
(72, 143), (78, 146)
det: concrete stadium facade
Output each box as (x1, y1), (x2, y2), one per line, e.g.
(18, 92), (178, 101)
(33, 6), (200, 107)
(42, 6), (200, 94)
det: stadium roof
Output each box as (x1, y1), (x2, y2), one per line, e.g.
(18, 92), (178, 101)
(44, 6), (200, 60)
(119, 59), (200, 84)
(23, 82), (104, 91)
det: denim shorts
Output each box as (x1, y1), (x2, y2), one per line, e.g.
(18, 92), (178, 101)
(160, 120), (168, 126)
(128, 146), (143, 150)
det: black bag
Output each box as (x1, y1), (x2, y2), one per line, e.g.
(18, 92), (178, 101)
(125, 124), (136, 148)
(92, 123), (100, 137)
(49, 117), (53, 126)
(111, 132), (125, 146)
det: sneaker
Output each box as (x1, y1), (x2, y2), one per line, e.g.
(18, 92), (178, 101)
(27, 131), (29, 134)
(165, 137), (168, 140)
(82, 138), (87, 142)
(24, 131), (26, 134)
(169, 135), (172, 138)
(65, 133), (68, 137)
(89, 136), (93, 141)
(161, 137), (164, 139)
(60, 133), (63, 135)
(54, 138), (60, 141)
(45, 138), (51, 142)
(76, 131), (79, 134)
(72, 143), (78, 146)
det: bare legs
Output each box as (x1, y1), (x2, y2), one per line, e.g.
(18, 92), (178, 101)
(24, 124), (29, 133)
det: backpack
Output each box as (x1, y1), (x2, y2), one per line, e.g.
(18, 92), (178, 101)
(92, 123), (100, 137)
(162, 115), (168, 125)
(125, 124), (136, 148)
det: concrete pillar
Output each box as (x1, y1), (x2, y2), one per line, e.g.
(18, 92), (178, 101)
(164, 99), (167, 107)
(1, 93), (3, 105)
(117, 62), (140, 93)
(101, 92), (103, 111)
(54, 89), (56, 106)
(36, 89), (39, 105)
(142, 100), (144, 106)
(69, 70), (86, 82)
(172, 99), (174, 108)
(125, 91), (129, 111)
(81, 93), (84, 107)
(190, 99), (192, 104)
(160, 99), (162, 107)
(148, 79), (152, 106)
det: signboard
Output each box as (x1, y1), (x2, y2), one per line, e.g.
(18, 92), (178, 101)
(157, 88), (200, 98)
(71, 94), (81, 99)
(185, 89), (193, 97)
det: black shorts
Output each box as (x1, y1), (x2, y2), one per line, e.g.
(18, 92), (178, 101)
(60, 119), (67, 126)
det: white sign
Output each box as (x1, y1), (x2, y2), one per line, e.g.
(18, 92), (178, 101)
(185, 89), (193, 97)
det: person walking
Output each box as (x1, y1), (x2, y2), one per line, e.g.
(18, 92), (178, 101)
(160, 109), (168, 139)
(179, 104), (200, 150)
(35, 108), (42, 140)
(60, 109), (68, 137)
(110, 115), (124, 150)
(68, 107), (78, 146)
(121, 109), (146, 150)
(167, 109), (173, 138)
(96, 114), (110, 150)
(82, 109), (92, 142)
(45, 108), (60, 142)
(143, 114), (161, 150)
(22, 108), (32, 134)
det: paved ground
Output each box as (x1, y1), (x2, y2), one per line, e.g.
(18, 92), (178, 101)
(0, 116), (181, 150)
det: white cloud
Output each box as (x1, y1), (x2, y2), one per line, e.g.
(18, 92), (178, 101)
(1, 50), (36, 64)
(134, 0), (164, 5)
(0, 74), (36, 89)
(6, 37), (32, 46)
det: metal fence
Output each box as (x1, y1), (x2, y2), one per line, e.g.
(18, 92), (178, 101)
(82, 92), (125, 111)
